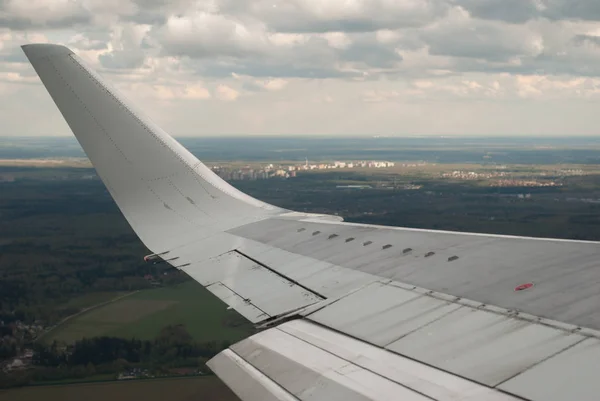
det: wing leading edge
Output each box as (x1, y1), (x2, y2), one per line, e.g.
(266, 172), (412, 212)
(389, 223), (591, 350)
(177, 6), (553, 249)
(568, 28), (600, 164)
(24, 44), (600, 401)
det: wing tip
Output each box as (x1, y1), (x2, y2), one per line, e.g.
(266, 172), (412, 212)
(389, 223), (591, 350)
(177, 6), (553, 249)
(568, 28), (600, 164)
(21, 43), (73, 62)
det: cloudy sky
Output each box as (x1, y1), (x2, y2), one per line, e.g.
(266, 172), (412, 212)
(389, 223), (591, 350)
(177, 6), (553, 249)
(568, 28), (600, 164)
(2, 0), (600, 137)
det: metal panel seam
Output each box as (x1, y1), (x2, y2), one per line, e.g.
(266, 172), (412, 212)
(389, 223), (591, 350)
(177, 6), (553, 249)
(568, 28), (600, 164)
(210, 281), (271, 318)
(208, 349), (300, 401)
(492, 336), (588, 389)
(379, 299), (466, 347)
(234, 249), (327, 300)
(278, 320), (438, 401)
(301, 280), (392, 317)
(387, 281), (600, 340)
(301, 318), (531, 400)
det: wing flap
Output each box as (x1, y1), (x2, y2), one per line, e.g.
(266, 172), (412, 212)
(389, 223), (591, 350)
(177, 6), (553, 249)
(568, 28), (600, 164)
(237, 243), (378, 298)
(303, 278), (586, 388)
(307, 281), (462, 346)
(205, 283), (269, 323)
(208, 349), (299, 401)
(181, 250), (324, 323)
(385, 305), (583, 387)
(499, 338), (600, 401)
(209, 320), (519, 401)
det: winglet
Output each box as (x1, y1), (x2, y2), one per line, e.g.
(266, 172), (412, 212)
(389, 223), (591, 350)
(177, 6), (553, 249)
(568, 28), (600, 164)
(22, 43), (282, 251)
(22, 43), (73, 62)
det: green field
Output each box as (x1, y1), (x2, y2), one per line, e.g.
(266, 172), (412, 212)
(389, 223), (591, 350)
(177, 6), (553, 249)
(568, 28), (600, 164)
(0, 376), (239, 401)
(58, 292), (131, 310)
(43, 281), (254, 344)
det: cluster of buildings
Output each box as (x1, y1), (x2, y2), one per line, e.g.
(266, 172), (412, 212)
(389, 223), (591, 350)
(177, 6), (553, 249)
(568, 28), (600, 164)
(441, 170), (509, 180)
(10, 321), (44, 336)
(441, 170), (565, 187)
(553, 169), (587, 176)
(1, 320), (45, 372)
(1, 320), (44, 345)
(212, 166), (291, 181)
(211, 160), (397, 181)
(295, 160), (396, 170)
(118, 368), (153, 380)
(490, 180), (562, 188)
(2, 349), (34, 372)
(117, 367), (205, 380)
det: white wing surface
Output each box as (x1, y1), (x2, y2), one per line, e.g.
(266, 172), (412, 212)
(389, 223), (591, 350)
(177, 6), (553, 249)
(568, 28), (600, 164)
(24, 44), (600, 401)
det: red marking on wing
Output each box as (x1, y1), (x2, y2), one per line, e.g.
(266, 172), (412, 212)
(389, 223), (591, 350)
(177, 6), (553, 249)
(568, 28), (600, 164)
(515, 283), (534, 291)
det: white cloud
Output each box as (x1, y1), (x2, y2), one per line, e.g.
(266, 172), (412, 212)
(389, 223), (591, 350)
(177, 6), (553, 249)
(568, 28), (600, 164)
(322, 32), (352, 49)
(362, 89), (401, 102)
(261, 78), (288, 91)
(0, 0), (90, 29)
(2, 0), (600, 136)
(234, 0), (450, 33)
(216, 84), (240, 101)
(455, 0), (600, 23)
(140, 83), (211, 100)
(514, 75), (600, 98)
(420, 8), (544, 62)
(232, 74), (289, 92)
(155, 12), (270, 58)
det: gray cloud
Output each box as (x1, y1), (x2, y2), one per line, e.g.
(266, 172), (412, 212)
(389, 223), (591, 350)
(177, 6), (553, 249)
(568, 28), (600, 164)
(152, 13), (269, 59)
(68, 31), (111, 51)
(542, 0), (600, 22)
(433, 46), (600, 78)
(124, 0), (216, 24)
(456, 0), (600, 23)
(233, 0), (450, 33)
(452, 0), (539, 24)
(99, 50), (145, 69)
(190, 58), (359, 79)
(240, 81), (264, 92)
(154, 17), (404, 78)
(0, 0), (91, 30)
(339, 40), (403, 68)
(3, 0), (600, 81)
(573, 34), (600, 47)
(260, 16), (433, 34)
(420, 17), (542, 62)
(0, 45), (27, 63)
(97, 24), (150, 69)
(6, 0), (600, 139)
(0, 14), (90, 30)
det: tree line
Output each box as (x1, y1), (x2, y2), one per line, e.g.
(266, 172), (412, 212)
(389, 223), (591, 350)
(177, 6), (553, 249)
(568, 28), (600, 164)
(1, 324), (231, 388)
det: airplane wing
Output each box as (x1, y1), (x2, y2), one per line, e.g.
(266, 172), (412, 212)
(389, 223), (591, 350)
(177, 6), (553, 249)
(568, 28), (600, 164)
(23, 43), (600, 401)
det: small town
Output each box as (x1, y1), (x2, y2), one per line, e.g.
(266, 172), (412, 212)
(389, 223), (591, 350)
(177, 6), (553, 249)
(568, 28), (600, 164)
(490, 179), (563, 188)
(0, 321), (41, 373)
(441, 169), (582, 187)
(441, 170), (509, 180)
(211, 160), (396, 180)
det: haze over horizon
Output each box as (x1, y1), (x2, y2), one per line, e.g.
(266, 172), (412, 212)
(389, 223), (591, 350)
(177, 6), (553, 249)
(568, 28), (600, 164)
(2, 0), (600, 137)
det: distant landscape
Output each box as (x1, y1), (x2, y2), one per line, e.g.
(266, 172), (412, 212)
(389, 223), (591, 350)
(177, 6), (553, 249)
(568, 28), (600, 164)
(4, 135), (600, 164)
(1, 136), (600, 396)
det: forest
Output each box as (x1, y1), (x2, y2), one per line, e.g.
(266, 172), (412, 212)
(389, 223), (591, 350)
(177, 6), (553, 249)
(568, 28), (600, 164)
(1, 324), (224, 388)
